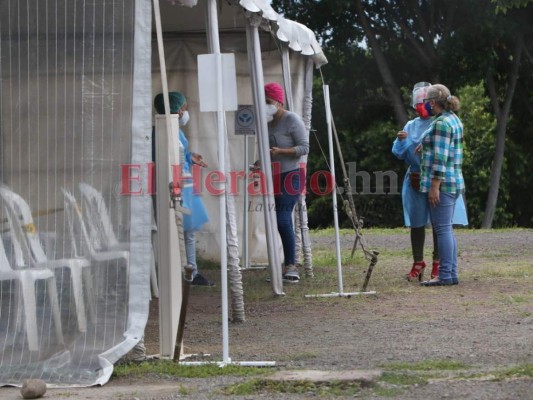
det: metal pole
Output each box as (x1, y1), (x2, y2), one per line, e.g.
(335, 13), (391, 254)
(325, 85), (344, 293)
(152, 0), (173, 142)
(153, 0), (185, 358)
(190, 1), (277, 367)
(245, 19), (284, 295)
(206, 0), (230, 365)
(305, 85), (376, 298)
(243, 134), (249, 269)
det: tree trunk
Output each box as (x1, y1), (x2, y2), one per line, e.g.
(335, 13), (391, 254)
(482, 35), (523, 228)
(354, 0), (408, 126)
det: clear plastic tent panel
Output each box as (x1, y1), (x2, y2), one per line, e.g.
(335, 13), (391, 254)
(0, 0), (152, 386)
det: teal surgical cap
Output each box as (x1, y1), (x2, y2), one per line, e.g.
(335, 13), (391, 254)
(154, 91), (186, 114)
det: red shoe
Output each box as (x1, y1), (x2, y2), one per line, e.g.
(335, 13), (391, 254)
(430, 261), (440, 279)
(406, 261), (426, 282)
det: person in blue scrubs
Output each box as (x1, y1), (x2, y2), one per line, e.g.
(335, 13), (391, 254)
(154, 92), (213, 286)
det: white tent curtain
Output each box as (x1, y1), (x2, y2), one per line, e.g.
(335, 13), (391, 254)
(0, 0), (325, 386)
(0, 0), (152, 386)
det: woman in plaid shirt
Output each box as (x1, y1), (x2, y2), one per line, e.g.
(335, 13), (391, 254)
(419, 84), (465, 286)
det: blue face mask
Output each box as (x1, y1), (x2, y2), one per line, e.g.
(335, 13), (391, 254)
(424, 102), (433, 116)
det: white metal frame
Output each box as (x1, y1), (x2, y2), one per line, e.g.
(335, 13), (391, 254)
(304, 86), (376, 298)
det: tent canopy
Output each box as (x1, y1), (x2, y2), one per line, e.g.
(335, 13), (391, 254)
(160, 0), (327, 64)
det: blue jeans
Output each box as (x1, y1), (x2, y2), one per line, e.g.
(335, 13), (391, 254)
(184, 230), (198, 277)
(429, 192), (458, 282)
(274, 169), (304, 266)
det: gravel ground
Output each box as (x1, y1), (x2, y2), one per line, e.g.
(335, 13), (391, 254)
(2, 229), (532, 399)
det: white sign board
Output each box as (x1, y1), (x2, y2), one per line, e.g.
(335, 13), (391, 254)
(197, 53), (238, 112)
(234, 105), (256, 135)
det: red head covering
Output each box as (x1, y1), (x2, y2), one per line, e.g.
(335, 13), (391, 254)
(264, 82), (285, 105)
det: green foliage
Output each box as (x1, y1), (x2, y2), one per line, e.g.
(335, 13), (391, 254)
(307, 117), (405, 228)
(383, 359), (470, 371)
(458, 82), (513, 227)
(274, 0), (533, 228)
(493, 364), (533, 379)
(459, 83), (496, 227)
(380, 372), (428, 386)
(113, 361), (267, 379)
(491, 0), (533, 13)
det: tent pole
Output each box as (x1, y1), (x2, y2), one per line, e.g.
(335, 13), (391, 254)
(246, 19), (284, 296)
(305, 85), (376, 298)
(206, 0), (230, 365)
(281, 47), (294, 112)
(325, 84), (344, 293)
(243, 134), (249, 269)
(152, 0), (185, 358)
(281, 46), (313, 278)
(173, 0), (273, 368)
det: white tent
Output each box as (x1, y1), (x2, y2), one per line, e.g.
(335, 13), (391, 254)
(153, 0), (325, 264)
(0, 0), (325, 386)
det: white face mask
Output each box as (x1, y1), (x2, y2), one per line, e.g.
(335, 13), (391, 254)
(179, 110), (190, 126)
(265, 104), (277, 122)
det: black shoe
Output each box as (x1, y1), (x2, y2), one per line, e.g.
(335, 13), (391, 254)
(192, 274), (215, 287)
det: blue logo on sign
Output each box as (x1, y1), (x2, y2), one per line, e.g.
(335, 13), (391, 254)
(238, 109), (254, 127)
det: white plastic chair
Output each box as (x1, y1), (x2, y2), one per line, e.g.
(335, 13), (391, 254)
(0, 218), (64, 351)
(61, 188), (129, 268)
(0, 186), (94, 333)
(78, 183), (158, 297)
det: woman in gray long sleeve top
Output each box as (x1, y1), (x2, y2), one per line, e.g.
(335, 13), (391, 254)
(265, 82), (309, 283)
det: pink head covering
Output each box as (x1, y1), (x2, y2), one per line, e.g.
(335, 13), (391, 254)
(264, 82), (285, 105)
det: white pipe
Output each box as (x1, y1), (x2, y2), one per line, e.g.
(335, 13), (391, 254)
(246, 20), (284, 295)
(178, 361), (276, 367)
(281, 47), (294, 112)
(243, 134), (249, 269)
(153, 0), (184, 359)
(324, 85), (344, 294)
(304, 85), (376, 299)
(152, 0), (174, 154)
(206, 0), (230, 365)
(305, 291), (377, 298)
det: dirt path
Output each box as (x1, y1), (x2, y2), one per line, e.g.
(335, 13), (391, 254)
(3, 229), (531, 399)
(141, 229), (532, 399)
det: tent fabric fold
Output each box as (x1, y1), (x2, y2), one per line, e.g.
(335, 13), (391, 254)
(234, 0), (328, 66)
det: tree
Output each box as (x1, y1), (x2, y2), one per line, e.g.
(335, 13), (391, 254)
(272, 0), (533, 228)
(274, 0), (484, 125)
(482, 34), (523, 227)
(458, 82), (508, 227)
(479, 4), (533, 227)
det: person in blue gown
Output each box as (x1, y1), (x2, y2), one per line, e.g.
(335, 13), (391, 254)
(154, 92), (213, 286)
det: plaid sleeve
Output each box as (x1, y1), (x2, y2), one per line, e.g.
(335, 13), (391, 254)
(431, 120), (451, 180)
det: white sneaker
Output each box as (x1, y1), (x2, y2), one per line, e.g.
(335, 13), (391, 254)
(283, 265), (300, 283)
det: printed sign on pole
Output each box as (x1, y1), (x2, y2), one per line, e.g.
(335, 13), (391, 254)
(235, 105), (255, 135)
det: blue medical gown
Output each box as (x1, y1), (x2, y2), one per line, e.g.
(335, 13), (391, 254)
(179, 129), (209, 232)
(392, 118), (468, 227)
